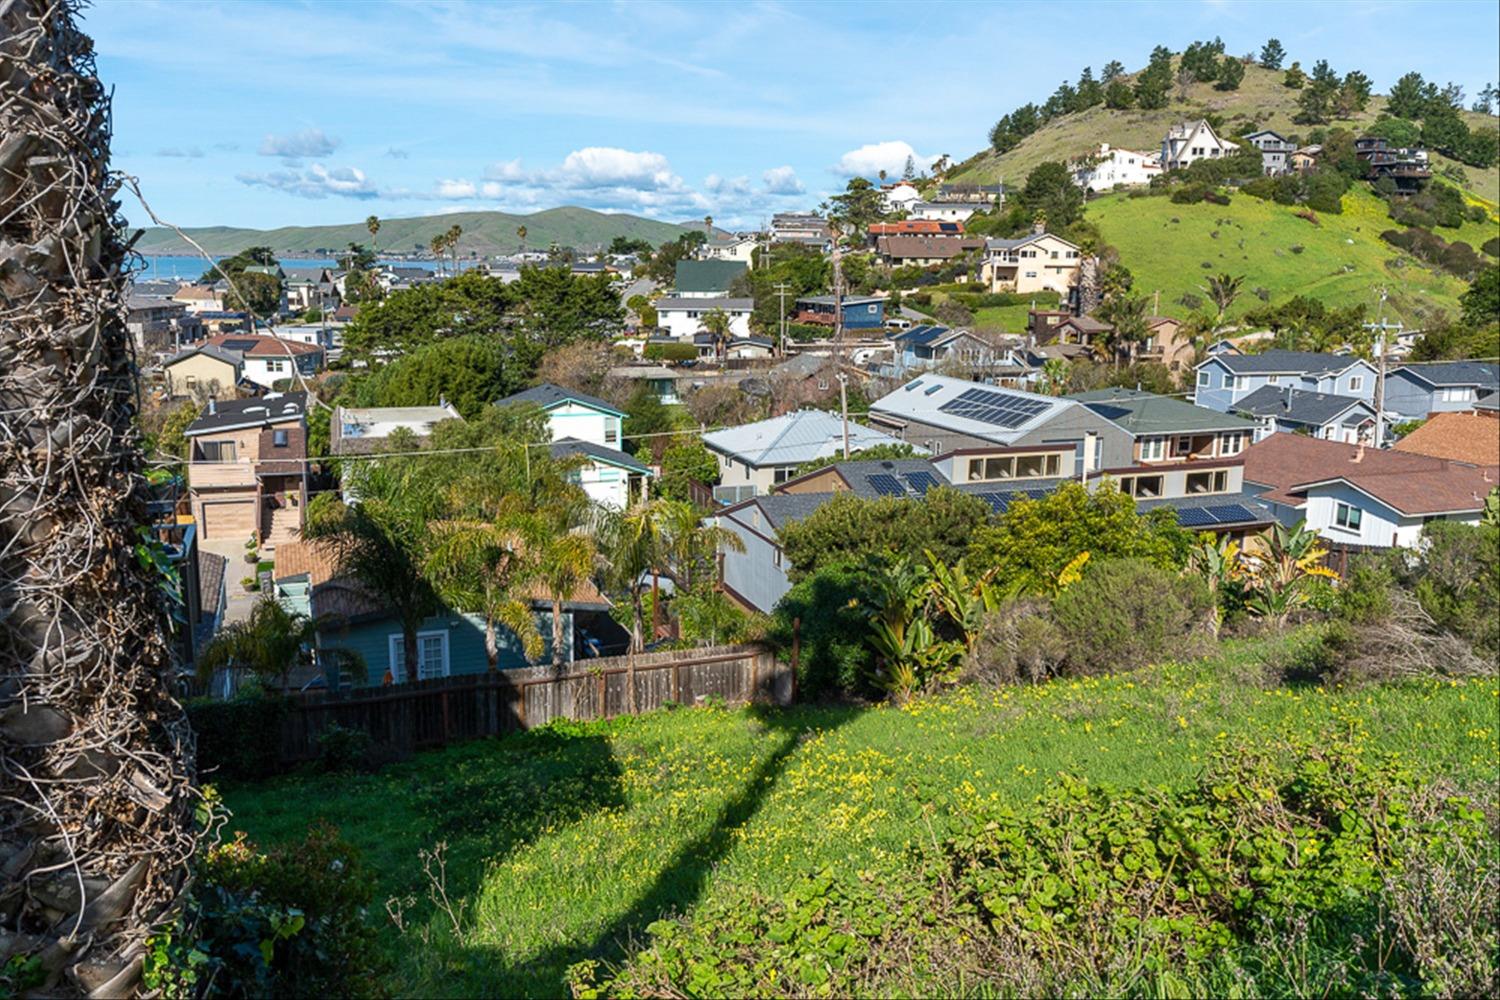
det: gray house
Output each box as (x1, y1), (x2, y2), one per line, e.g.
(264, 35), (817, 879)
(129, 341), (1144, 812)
(1233, 385), (1377, 443)
(1242, 130), (1296, 175)
(1193, 350), (1376, 412)
(1384, 361), (1500, 420)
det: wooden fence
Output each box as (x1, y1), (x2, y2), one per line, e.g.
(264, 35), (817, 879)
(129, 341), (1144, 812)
(275, 643), (789, 764)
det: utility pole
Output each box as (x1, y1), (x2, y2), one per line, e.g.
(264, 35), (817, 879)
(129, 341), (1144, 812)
(1364, 288), (1400, 449)
(830, 221), (845, 368)
(774, 281), (791, 358)
(836, 372), (850, 459)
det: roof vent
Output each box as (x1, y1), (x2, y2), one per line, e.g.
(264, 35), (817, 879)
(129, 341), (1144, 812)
(207, 397), (216, 415)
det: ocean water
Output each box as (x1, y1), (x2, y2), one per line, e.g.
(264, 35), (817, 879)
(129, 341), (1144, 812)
(130, 255), (453, 281)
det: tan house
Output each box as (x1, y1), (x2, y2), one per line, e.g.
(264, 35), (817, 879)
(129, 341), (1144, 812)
(981, 231), (1082, 295)
(184, 392), (308, 548)
(876, 235), (984, 267)
(1031, 311), (1194, 370)
(172, 284), (225, 313)
(162, 344), (244, 398)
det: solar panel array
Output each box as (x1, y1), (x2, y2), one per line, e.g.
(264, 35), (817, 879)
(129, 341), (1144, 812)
(1173, 503), (1258, 527)
(866, 473), (905, 497)
(220, 338), (258, 351)
(1206, 503), (1255, 523)
(938, 387), (1050, 429)
(970, 486), (1056, 514)
(902, 471), (940, 495)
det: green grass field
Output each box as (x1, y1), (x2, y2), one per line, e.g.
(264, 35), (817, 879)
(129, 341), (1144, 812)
(1087, 185), (1477, 326)
(222, 633), (1499, 997)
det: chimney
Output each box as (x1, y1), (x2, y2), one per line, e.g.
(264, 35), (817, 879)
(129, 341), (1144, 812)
(1352, 444), (1365, 463)
(439, 393), (448, 409)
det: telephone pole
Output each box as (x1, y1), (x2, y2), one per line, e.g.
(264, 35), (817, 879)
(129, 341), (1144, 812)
(830, 221), (845, 368)
(774, 281), (791, 358)
(1363, 288), (1401, 449)
(836, 372), (850, 459)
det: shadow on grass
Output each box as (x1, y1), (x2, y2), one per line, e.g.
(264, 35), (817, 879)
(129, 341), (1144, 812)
(463, 702), (865, 997)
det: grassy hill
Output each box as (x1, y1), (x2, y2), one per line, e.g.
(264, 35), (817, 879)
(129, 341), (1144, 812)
(947, 62), (1500, 204)
(1088, 185), (1476, 327)
(131, 206), (690, 257)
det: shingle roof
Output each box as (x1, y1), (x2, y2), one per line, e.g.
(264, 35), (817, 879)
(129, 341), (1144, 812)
(654, 296), (755, 311)
(673, 259), (748, 294)
(205, 333), (321, 358)
(164, 344), (243, 369)
(1232, 385), (1374, 426)
(1203, 349), (1360, 375)
(703, 410), (907, 467)
(497, 382), (623, 416)
(1242, 432), (1494, 514)
(1392, 361), (1500, 389)
(742, 492), (835, 531)
(877, 236), (984, 259)
(1393, 411), (1500, 466)
(771, 354), (829, 379)
(185, 392), (307, 435)
(984, 232), (1078, 252)
(1071, 388), (1255, 435)
(549, 437), (651, 474)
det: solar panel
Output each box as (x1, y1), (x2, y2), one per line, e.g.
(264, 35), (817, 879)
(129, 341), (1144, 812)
(903, 471), (940, 495)
(1175, 507), (1218, 528)
(866, 473), (906, 497)
(1207, 503), (1255, 524)
(937, 387), (1050, 429)
(220, 338), (258, 351)
(1024, 487), (1053, 499)
(975, 491), (1010, 513)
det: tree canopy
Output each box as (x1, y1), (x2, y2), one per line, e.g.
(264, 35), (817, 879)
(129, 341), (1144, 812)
(779, 488), (991, 581)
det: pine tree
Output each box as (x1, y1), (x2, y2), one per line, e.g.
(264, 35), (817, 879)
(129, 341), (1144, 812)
(1386, 71), (1428, 118)
(1216, 56), (1245, 91)
(1101, 59), (1125, 82)
(1259, 38), (1286, 70)
(1283, 61), (1306, 89)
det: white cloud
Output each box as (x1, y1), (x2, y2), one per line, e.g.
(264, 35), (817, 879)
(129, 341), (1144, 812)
(258, 128), (340, 160)
(483, 158), (527, 181)
(238, 163), (377, 200)
(435, 178), (478, 199)
(833, 140), (936, 179)
(555, 147), (680, 190)
(158, 146), (204, 158)
(705, 173), (752, 196)
(761, 165), (804, 194)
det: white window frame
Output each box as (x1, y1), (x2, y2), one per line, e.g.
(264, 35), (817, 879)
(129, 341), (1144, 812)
(604, 422), (619, 445)
(1220, 432), (1246, 457)
(1197, 370), (1211, 388)
(1347, 375), (1363, 393)
(1334, 501), (1363, 533)
(1233, 375), (1249, 391)
(1139, 436), (1166, 462)
(387, 629), (450, 683)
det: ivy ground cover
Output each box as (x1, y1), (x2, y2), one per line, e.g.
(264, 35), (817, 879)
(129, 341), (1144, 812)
(221, 632), (1499, 997)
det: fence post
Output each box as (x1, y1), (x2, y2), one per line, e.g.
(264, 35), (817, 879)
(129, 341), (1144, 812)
(791, 617), (801, 705)
(673, 660), (682, 703)
(598, 669), (607, 719)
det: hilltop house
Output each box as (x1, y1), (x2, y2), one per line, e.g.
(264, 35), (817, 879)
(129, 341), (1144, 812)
(1161, 119), (1238, 170)
(1244, 433), (1496, 548)
(793, 294), (886, 330)
(1289, 145), (1322, 172)
(980, 230), (1082, 296)
(654, 296), (754, 341)
(1232, 385), (1377, 443)
(700, 232), (759, 263)
(1072, 143), (1162, 192)
(702, 409), (910, 503)
(937, 182), (1005, 205)
(1242, 130), (1295, 176)
(770, 213), (832, 248)
(673, 259), (748, 298)
(203, 333), (323, 390)
(1354, 136), (1431, 190)
(1384, 361), (1500, 419)
(184, 392), (307, 547)
(497, 383), (651, 508)
(879, 182), (923, 213)
(1192, 350), (1376, 412)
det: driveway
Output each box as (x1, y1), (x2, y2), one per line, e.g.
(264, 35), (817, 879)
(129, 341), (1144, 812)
(199, 534), (259, 625)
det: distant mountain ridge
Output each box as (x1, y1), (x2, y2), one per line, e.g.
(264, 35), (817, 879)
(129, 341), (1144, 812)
(130, 206), (692, 256)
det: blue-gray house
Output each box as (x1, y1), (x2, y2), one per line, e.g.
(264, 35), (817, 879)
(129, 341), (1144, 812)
(794, 295), (886, 330)
(1192, 349), (1377, 413)
(1232, 385), (1377, 444)
(1383, 361), (1500, 420)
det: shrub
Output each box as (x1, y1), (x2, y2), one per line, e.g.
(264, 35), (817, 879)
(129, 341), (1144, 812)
(963, 598), (1066, 685)
(317, 723), (373, 773)
(643, 342), (697, 362)
(1049, 558), (1214, 674)
(1483, 236), (1499, 258)
(769, 562), (881, 697)
(187, 694), (294, 780)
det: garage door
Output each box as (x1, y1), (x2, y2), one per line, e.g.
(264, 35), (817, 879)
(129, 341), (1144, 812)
(200, 499), (257, 540)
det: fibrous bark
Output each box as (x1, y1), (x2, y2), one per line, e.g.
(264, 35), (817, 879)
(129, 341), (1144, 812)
(1, 1), (196, 995)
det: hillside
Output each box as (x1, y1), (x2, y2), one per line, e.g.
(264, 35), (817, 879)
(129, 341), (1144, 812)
(947, 62), (1500, 203)
(130, 206), (690, 256)
(1088, 186), (1474, 327)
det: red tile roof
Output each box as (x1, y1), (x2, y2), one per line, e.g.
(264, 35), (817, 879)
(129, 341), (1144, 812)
(1393, 411), (1500, 467)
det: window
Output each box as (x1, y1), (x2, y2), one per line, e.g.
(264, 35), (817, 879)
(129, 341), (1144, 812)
(1197, 370), (1212, 388)
(604, 423), (618, 445)
(272, 429), (288, 448)
(1335, 501), (1363, 532)
(184, 375), (198, 388)
(1234, 376), (1249, 391)
(1186, 470), (1230, 494)
(773, 466), (795, 485)
(198, 440), (236, 462)
(1176, 435), (1192, 454)
(388, 630), (449, 683)
(265, 358), (286, 373)
(1220, 432), (1246, 456)
(1347, 375), (1363, 392)
(1120, 474), (1163, 498)
(1139, 436), (1166, 462)
(1440, 386), (1474, 403)
(773, 549), (782, 569)
(1267, 375), (1280, 385)
(1024, 271), (1037, 278)
(1016, 454), (1047, 478)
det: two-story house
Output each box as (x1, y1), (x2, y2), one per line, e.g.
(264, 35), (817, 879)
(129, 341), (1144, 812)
(770, 213), (832, 248)
(184, 392), (308, 548)
(128, 295), (204, 357)
(282, 267), (341, 314)
(172, 284), (225, 314)
(1192, 350), (1376, 412)
(203, 333), (323, 390)
(1384, 361), (1500, 420)
(497, 383), (650, 508)
(162, 343), (244, 399)
(1242, 130), (1296, 175)
(673, 259), (748, 298)
(1161, 119), (1238, 171)
(890, 325), (1006, 374)
(699, 232), (759, 264)
(879, 181), (923, 213)
(702, 409), (910, 503)
(1072, 143), (1162, 192)
(909, 202), (979, 223)
(1232, 385), (1376, 443)
(653, 296), (754, 341)
(981, 230), (1082, 296)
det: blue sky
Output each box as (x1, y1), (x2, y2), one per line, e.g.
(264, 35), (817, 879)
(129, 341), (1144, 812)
(89, 0), (1498, 231)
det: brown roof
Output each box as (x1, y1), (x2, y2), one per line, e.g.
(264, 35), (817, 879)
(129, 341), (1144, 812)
(206, 333), (322, 358)
(1393, 411), (1500, 467)
(1244, 432), (1497, 515)
(876, 236), (984, 260)
(272, 538), (344, 586)
(868, 220), (965, 236)
(173, 285), (220, 301)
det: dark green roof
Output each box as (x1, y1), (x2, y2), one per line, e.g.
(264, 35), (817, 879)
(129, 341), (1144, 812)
(673, 259), (748, 294)
(1069, 387), (1255, 435)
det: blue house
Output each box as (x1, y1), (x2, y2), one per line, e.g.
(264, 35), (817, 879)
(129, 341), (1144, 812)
(1192, 349), (1376, 412)
(1383, 361), (1500, 420)
(497, 383), (651, 509)
(890, 325), (1004, 373)
(794, 295), (886, 330)
(1232, 385), (1376, 443)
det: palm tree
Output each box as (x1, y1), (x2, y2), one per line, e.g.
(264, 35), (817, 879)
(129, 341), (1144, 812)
(700, 307), (732, 360)
(1098, 293), (1150, 367)
(1201, 272), (1244, 331)
(365, 214), (381, 255)
(658, 499), (743, 593)
(599, 499), (672, 654)
(423, 515), (543, 671)
(197, 594), (320, 690)
(2, 4), (194, 984)
(430, 232), (449, 276)
(522, 519), (599, 668)
(447, 222), (463, 275)
(517, 224), (528, 254)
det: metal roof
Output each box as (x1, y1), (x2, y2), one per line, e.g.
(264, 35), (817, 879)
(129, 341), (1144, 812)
(871, 375), (1072, 444)
(702, 410), (907, 467)
(1070, 387), (1257, 435)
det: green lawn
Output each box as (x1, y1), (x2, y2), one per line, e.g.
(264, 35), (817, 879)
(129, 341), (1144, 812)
(222, 633), (1498, 997)
(1088, 186), (1474, 326)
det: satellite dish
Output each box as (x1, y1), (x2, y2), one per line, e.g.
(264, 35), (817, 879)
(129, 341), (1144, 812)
(739, 376), (771, 398)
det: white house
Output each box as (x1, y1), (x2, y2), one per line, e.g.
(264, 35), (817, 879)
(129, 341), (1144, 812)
(880, 182), (923, 213)
(497, 383), (651, 508)
(1072, 143), (1162, 192)
(329, 402), (463, 455)
(909, 201), (979, 223)
(1161, 119), (1239, 171)
(703, 409), (912, 503)
(654, 296), (754, 341)
(701, 233), (759, 263)
(203, 333), (322, 390)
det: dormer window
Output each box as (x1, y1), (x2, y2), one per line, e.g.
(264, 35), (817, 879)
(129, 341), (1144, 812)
(273, 429), (288, 448)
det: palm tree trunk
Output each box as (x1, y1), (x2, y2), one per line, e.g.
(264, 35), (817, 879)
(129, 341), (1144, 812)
(1, 5), (195, 992)
(551, 598), (566, 669)
(484, 617), (499, 671)
(631, 590), (645, 653)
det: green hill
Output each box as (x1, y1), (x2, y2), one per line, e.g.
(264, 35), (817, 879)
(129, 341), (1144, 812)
(947, 62), (1500, 205)
(131, 206), (690, 256)
(1087, 185), (1475, 327)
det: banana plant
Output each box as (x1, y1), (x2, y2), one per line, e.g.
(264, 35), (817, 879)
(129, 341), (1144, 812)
(923, 549), (1009, 654)
(1185, 534), (1250, 635)
(1245, 520), (1337, 627)
(868, 616), (963, 704)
